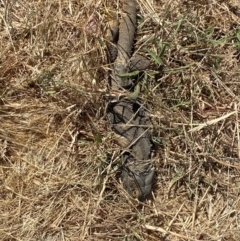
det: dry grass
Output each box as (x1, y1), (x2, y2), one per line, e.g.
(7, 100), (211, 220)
(0, 0), (240, 240)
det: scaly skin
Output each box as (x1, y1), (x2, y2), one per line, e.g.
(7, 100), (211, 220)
(112, 0), (137, 88)
(107, 99), (151, 160)
(105, 10), (119, 63)
(105, 0), (155, 201)
(106, 1), (150, 88)
(107, 99), (155, 201)
(122, 157), (155, 201)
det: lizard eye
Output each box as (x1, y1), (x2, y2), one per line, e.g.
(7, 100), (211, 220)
(131, 189), (139, 199)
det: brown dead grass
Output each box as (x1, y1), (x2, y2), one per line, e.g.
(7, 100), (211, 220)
(0, 0), (240, 240)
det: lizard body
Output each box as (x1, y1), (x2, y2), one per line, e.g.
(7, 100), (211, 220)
(105, 0), (155, 201)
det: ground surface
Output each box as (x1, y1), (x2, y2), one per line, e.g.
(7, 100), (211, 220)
(0, 0), (240, 240)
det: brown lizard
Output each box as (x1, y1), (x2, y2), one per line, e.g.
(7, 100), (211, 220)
(105, 0), (155, 201)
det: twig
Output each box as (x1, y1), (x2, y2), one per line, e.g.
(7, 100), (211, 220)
(188, 111), (235, 132)
(144, 224), (202, 241)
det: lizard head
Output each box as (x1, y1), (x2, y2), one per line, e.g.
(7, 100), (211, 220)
(121, 158), (155, 201)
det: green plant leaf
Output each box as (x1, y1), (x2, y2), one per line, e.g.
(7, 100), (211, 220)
(117, 70), (140, 77)
(148, 50), (163, 65)
(128, 84), (140, 100)
(236, 32), (240, 42)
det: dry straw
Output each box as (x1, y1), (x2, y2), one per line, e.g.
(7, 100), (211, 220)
(0, 0), (240, 240)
